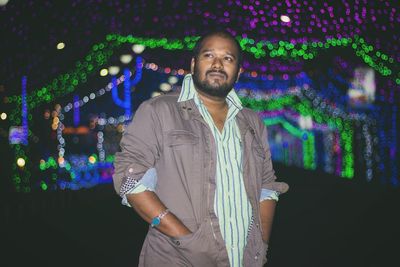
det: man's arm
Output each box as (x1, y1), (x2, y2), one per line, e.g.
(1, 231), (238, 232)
(259, 199), (276, 243)
(127, 191), (191, 237)
(113, 101), (190, 238)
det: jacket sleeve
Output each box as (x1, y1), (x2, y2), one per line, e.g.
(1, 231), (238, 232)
(112, 100), (162, 197)
(256, 115), (289, 195)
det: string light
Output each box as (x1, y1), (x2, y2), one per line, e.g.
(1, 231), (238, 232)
(5, 22), (397, 190)
(17, 157), (26, 168)
(56, 42), (65, 50)
(7, 33), (400, 125)
(100, 68), (108, 76)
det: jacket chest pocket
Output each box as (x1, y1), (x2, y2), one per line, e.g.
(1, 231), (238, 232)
(165, 130), (200, 167)
(166, 130), (199, 148)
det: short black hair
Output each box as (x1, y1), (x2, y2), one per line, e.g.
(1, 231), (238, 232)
(192, 30), (243, 66)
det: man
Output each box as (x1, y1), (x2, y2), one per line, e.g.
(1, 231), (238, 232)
(113, 30), (289, 267)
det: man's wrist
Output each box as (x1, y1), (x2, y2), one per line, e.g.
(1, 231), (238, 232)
(150, 209), (170, 227)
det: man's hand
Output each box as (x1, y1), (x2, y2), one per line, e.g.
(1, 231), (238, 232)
(127, 191), (191, 238)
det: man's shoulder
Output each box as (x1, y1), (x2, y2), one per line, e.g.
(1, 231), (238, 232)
(144, 91), (180, 105)
(240, 107), (260, 120)
(239, 107), (266, 133)
(140, 92), (180, 112)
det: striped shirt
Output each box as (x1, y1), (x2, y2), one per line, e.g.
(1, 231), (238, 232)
(178, 74), (250, 266)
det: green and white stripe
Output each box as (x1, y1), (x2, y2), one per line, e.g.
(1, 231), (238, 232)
(178, 74), (251, 267)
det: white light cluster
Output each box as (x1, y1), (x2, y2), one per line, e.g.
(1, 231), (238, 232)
(168, 76), (178, 85)
(362, 124), (373, 181)
(108, 66), (120, 75)
(100, 69), (108, 76)
(280, 15), (291, 23)
(120, 54), (133, 64)
(299, 115), (313, 129)
(57, 74), (128, 163)
(56, 42), (65, 50)
(97, 131), (105, 161)
(132, 44), (146, 54)
(159, 82), (172, 92)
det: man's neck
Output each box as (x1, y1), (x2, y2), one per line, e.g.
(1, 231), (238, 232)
(195, 89), (229, 133)
(195, 89), (228, 111)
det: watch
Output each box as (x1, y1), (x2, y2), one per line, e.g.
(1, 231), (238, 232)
(151, 209), (170, 228)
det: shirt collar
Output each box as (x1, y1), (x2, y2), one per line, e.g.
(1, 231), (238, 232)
(177, 74), (242, 110)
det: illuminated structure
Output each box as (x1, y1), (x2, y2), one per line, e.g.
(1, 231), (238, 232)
(2, 1), (399, 191)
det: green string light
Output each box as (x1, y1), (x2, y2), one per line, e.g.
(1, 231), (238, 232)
(264, 117), (316, 170)
(8, 34), (400, 124)
(12, 144), (31, 192)
(10, 34), (393, 190)
(240, 95), (354, 178)
(39, 157), (58, 171)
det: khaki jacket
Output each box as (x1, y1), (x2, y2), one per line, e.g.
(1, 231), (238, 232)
(113, 92), (289, 266)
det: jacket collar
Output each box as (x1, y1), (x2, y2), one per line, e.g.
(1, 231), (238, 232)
(178, 99), (252, 138)
(177, 74), (251, 135)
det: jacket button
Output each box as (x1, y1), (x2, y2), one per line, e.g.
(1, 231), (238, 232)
(175, 241), (180, 246)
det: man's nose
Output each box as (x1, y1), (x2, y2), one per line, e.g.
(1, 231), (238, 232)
(211, 57), (223, 69)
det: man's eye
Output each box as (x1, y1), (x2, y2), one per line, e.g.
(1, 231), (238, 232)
(225, 57), (234, 62)
(204, 53), (213, 58)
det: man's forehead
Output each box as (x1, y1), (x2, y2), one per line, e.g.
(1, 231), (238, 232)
(199, 36), (239, 54)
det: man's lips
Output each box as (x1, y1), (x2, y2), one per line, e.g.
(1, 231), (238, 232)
(206, 71), (227, 79)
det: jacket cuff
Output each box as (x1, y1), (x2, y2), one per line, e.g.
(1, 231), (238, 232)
(121, 183), (150, 206)
(259, 188), (279, 202)
(120, 168), (158, 206)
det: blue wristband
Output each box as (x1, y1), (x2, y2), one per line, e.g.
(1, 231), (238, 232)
(150, 209), (170, 228)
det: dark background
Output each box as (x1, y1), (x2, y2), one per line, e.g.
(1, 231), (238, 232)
(2, 164), (399, 267)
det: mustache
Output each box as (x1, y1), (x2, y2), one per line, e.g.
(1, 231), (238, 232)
(206, 69), (227, 77)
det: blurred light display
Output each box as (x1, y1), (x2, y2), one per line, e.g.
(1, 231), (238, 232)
(12, 64), (392, 191)
(111, 56), (143, 118)
(3, 0), (399, 191)
(6, 33), (400, 124)
(7, 61), (398, 190)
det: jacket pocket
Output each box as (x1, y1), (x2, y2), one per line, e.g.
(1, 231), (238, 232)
(166, 130), (199, 147)
(243, 222), (266, 267)
(167, 221), (218, 266)
(168, 217), (202, 247)
(169, 227), (201, 248)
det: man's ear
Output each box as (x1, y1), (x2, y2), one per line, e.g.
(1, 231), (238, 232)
(190, 58), (195, 74)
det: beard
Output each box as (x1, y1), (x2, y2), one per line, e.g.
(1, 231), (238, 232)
(192, 66), (239, 98)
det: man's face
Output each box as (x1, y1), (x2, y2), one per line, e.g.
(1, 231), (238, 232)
(191, 35), (242, 98)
